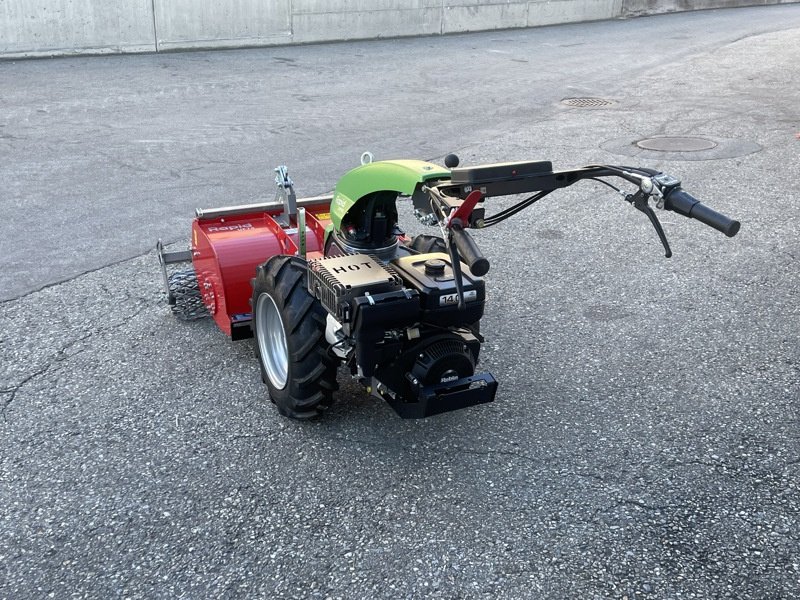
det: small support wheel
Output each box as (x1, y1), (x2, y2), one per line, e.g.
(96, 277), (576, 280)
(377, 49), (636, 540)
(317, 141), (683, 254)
(251, 255), (339, 419)
(168, 268), (209, 321)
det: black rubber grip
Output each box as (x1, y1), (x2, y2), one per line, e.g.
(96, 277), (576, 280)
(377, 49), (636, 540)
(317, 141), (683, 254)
(452, 226), (490, 276)
(664, 188), (741, 238)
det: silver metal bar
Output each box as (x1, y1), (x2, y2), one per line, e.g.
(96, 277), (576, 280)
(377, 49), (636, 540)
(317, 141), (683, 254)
(195, 195), (333, 220)
(160, 249), (192, 263)
(156, 239), (176, 303)
(297, 207), (307, 259)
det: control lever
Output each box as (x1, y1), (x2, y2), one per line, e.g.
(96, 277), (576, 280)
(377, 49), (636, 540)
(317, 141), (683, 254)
(627, 190), (673, 258)
(444, 190), (486, 309)
(446, 231), (467, 310)
(445, 190), (483, 229)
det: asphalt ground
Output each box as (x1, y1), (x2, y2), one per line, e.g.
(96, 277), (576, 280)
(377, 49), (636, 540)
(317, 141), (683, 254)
(1, 5), (799, 599)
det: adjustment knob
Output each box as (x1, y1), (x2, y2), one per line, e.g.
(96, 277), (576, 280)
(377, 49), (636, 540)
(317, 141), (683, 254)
(444, 154), (460, 168)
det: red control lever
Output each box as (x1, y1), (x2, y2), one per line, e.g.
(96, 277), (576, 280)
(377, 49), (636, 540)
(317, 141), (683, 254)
(446, 190), (483, 229)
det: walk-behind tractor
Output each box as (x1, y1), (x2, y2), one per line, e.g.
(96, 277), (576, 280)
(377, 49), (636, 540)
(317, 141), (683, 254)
(157, 154), (740, 419)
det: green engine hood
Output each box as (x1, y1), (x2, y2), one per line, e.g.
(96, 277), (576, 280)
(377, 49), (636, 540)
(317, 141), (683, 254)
(330, 159), (450, 230)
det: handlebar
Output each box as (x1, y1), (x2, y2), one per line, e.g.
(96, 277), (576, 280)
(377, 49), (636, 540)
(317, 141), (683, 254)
(451, 225), (490, 277)
(664, 188), (740, 238)
(423, 164), (740, 270)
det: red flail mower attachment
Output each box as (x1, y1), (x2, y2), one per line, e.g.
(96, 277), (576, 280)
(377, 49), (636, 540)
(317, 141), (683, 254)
(157, 167), (332, 339)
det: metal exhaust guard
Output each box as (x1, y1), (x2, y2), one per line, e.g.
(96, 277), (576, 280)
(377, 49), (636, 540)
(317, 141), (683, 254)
(384, 372), (498, 419)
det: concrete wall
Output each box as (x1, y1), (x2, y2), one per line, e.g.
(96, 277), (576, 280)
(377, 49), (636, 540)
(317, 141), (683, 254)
(0, 0), (795, 58)
(153, 1), (292, 51)
(0, 0), (155, 56)
(620, 0), (797, 16)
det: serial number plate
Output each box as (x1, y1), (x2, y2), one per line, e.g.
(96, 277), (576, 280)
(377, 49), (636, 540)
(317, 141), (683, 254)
(439, 290), (478, 306)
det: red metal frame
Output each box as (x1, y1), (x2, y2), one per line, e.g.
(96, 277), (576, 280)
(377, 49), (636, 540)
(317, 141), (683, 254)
(191, 202), (331, 337)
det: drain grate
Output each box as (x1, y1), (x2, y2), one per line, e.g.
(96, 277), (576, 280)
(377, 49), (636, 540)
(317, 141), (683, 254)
(561, 97), (614, 108)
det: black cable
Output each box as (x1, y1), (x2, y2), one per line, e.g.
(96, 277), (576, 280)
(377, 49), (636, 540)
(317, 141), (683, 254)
(481, 192), (543, 225)
(430, 163), (654, 230)
(587, 177), (623, 193)
(614, 164), (660, 176)
(481, 190), (552, 227)
(588, 164), (659, 180)
(481, 174), (633, 228)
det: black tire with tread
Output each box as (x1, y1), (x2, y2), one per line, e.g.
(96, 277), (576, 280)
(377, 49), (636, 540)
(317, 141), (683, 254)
(251, 255), (338, 419)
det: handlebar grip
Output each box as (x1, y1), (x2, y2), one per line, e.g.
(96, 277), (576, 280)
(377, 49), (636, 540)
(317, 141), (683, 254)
(664, 188), (741, 238)
(452, 226), (490, 276)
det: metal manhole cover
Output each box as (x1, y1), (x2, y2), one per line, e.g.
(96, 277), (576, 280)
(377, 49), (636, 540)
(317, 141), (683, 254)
(561, 97), (614, 108)
(636, 136), (718, 152)
(601, 135), (761, 162)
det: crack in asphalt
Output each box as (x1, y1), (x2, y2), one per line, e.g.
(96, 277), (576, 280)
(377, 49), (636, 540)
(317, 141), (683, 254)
(1, 300), (152, 421)
(1, 364), (52, 421)
(0, 244), (182, 305)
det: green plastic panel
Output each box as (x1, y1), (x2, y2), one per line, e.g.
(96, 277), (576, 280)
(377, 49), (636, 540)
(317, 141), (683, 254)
(330, 160), (450, 229)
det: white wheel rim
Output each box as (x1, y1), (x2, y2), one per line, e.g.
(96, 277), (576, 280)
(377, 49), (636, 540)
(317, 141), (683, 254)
(255, 293), (288, 389)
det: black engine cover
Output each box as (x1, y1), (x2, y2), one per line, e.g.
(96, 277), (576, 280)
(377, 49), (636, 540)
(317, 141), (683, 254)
(374, 332), (496, 418)
(390, 252), (485, 327)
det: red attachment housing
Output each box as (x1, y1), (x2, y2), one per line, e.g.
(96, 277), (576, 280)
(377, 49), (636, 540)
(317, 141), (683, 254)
(191, 201), (331, 338)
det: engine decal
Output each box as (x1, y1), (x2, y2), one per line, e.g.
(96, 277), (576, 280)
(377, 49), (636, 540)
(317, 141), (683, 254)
(439, 290), (477, 306)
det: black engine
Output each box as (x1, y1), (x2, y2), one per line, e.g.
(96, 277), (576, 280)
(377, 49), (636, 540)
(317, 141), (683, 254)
(306, 252), (497, 417)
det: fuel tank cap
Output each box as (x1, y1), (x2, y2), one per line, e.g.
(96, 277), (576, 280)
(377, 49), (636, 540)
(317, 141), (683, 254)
(424, 259), (446, 276)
